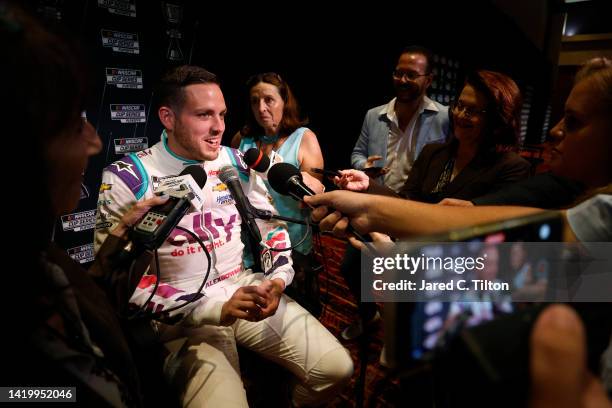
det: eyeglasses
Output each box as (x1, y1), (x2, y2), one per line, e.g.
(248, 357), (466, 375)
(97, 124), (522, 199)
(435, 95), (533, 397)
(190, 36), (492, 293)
(392, 69), (430, 81)
(451, 101), (487, 119)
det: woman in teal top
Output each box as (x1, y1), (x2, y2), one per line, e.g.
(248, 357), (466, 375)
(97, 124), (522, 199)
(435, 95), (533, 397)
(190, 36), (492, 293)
(232, 72), (324, 254)
(232, 72), (325, 314)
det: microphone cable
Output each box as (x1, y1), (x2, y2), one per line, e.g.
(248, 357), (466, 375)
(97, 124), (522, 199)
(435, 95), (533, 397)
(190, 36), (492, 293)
(127, 226), (212, 320)
(247, 206), (313, 253)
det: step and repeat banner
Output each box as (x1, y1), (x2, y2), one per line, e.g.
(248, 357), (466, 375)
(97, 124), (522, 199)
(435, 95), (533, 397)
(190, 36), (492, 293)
(42, 0), (197, 265)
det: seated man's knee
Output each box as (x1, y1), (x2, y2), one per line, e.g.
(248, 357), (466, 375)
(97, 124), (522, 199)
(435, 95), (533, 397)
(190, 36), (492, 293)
(313, 347), (354, 390)
(292, 347), (353, 407)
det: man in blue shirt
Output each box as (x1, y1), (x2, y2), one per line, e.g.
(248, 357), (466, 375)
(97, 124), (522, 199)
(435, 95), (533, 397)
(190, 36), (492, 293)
(343, 46), (450, 341)
(351, 45), (450, 191)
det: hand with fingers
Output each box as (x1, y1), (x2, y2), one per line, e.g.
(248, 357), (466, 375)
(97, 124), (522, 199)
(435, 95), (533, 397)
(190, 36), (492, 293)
(365, 155), (383, 168)
(530, 304), (611, 408)
(220, 285), (270, 326)
(255, 279), (285, 319)
(333, 169), (370, 192)
(305, 190), (373, 239)
(349, 231), (393, 253)
(110, 194), (171, 238)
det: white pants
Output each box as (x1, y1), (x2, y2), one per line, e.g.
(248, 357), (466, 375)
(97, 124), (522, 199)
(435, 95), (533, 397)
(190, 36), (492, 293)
(158, 276), (353, 407)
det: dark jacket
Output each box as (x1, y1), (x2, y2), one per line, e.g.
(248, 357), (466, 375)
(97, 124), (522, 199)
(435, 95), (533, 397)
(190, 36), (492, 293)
(368, 140), (531, 203)
(472, 172), (585, 208)
(3, 236), (176, 408)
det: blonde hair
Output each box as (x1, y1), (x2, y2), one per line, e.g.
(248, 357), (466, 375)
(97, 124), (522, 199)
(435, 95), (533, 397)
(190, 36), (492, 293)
(574, 57), (612, 116)
(568, 58), (612, 204)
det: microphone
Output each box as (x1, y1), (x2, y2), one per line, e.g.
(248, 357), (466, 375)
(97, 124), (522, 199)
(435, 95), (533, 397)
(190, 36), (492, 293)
(266, 162), (368, 243)
(243, 147), (282, 179)
(218, 165), (262, 244)
(267, 162), (315, 202)
(244, 151), (318, 228)
(131, 165), (207, 251)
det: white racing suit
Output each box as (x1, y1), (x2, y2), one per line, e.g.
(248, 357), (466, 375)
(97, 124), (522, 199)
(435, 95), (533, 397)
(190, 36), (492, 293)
(95, 132), (352, 407)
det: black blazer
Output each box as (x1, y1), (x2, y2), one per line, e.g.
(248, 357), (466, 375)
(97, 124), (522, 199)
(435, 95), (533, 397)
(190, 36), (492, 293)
(3, 237), (177, 408)
(472, 172), (585, 208)
(368, 140), (531, 203)
(399, 141), (531, 203)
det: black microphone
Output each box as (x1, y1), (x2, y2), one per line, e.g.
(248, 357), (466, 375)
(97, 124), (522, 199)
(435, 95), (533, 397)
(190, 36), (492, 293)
(243, 147), (283, 180)
(267, 162), (315, 202)
(131, 165), (207, 251)
(242, 156), (319, 228)
(218, 165), (262, 244)
(267, 162), (368, 243)
(244, 147), (270, 173)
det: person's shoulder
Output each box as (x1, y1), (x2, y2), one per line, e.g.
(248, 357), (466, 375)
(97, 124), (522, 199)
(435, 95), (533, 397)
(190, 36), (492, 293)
(300, 127), (318, 141)
(500, 150), (530, 168)
(298, 129), (323, 162)
(422, 95), (448, 113)
(230, 131), (243, 149)
(101, 153), (150, 199)
(422, 98), (450, 129)
(103, 152), (147, 177)
(424, 139), (452, 154)
(365, 102), (390, 117)
(219, 145), (250, 173)
(431, 99), (449, 112)
(220, 144), (243, 158)
(104, 140), (162, 170)
(433, 101), (448, 115)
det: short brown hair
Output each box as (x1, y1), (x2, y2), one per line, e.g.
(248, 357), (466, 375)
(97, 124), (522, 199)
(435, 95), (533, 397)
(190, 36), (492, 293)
(466, 70), (522, 148)
(155, 65), (220, 111)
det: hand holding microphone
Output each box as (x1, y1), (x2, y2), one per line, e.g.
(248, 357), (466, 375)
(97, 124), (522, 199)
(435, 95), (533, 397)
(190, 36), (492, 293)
(110, 164), (207, 269)
(266, 162), (370, 244)
(131, 165), (207, 251)
(304, 190), (373, 236)
(111, 195), (171, 239)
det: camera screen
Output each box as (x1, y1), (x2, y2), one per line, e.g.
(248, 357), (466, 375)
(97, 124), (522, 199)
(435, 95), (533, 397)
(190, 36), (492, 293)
(409, 213), (564, 360)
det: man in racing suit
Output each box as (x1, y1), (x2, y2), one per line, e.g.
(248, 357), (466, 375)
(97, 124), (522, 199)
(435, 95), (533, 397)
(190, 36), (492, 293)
(94, 66), (353, 407)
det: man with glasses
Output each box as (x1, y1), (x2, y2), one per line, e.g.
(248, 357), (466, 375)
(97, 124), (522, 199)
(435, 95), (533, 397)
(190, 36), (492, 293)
(351, 45), (450, 192)
(343, 46), (450, 342)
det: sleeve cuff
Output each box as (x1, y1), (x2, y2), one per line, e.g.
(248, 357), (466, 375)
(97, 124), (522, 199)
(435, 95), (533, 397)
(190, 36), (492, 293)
(185, 298), (225, 326)
(269, 270), (292, 289)
(353, 159), (366, 170)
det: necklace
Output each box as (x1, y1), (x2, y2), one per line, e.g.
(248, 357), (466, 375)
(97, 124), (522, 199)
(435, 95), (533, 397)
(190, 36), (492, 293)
(260, 134), (279, 144)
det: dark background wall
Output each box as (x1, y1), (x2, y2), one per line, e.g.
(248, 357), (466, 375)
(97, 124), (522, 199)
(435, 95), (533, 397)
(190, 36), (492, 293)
(197, 1), (553, 169)
(28, 0), (584, 261)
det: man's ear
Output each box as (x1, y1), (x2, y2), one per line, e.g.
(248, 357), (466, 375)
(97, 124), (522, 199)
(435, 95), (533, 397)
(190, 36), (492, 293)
(158, 106), (175, 129)
(425, 73), (433, 89)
